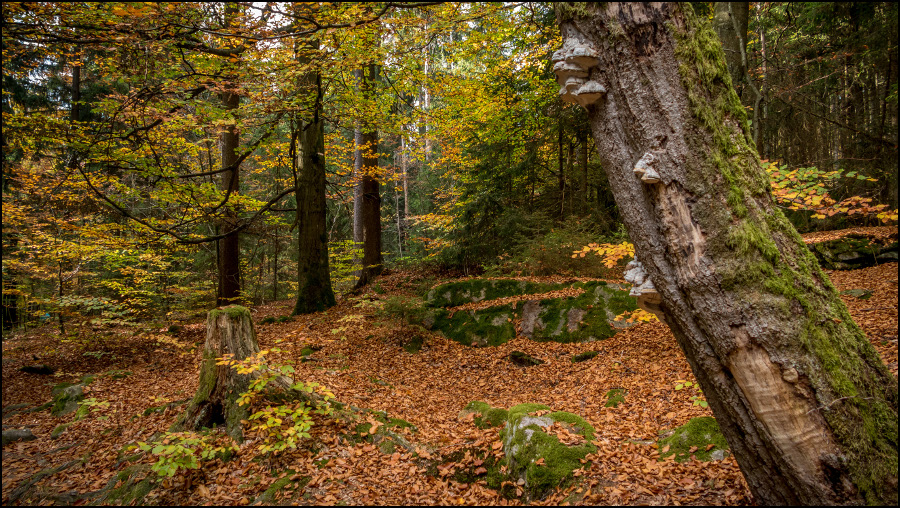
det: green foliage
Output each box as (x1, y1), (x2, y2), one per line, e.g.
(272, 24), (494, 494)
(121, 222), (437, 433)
(674, 380), (708, 408)
(134, 431), (237, 478)
(329, 240), (364, 293)
(217, 350), (335, 455)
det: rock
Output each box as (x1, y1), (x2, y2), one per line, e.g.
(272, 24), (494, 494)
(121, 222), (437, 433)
(808, 234), (898, 270)
(2, 428), (37, 446)
(500, 404), (596, 500)
(422, 279), (638, 347)
(658, 416), (730, 462)
(51, 383), (85, 417)
(18, 364), (55, 375)
(508, 351), (544, 367)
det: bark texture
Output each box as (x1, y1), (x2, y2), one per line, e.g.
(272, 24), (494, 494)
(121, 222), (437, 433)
(293, 43), (336, 315)
(175, 306), (257, 443)
(354, 63), (384, 289)
(217, 89), (241, 306)
(556, 3), (897, 505)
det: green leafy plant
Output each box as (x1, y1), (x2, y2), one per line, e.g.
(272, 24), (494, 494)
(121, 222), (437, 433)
(674, 380), (708, 408)
(218, 350), (336, 455)
(134, 432), (236, 477)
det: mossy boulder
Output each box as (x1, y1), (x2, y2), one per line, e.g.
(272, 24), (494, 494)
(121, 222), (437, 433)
(422, 279), (638, 347)
(51, 383), (85, 417)
(658, 416), (730, 462)
(808, 235), (898, 270)
(425, 279), (564, 308)
(344, 410), (417, 454)
(459, 401), (510, 429)
(500, 404), (596, 500)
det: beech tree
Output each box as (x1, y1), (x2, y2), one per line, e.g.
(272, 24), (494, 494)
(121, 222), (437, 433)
(554, 3), (897, 505)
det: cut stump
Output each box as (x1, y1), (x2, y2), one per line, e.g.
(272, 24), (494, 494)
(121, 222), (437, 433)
(174, 306), (258, 442)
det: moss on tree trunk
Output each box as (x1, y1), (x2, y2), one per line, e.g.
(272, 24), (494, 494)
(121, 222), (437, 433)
(556, 3), (897, 505)
(173, 306), (257, 442)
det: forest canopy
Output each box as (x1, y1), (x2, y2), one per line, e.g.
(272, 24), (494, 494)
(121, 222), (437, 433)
(1, 1), (897, 333)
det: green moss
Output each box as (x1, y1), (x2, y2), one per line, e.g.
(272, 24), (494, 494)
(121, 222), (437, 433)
(254, 469), (310, 504)
(501, 407), (596, 499)
(102, 465), (158, 505)
(462, 402), (511, 429)
(51, 422), (73, 439)
(604, 388), (626, 408)
(571, 351), (599, 363)
(402, 334), (425, 354)
(425, 279), (565, 308)
(508, 403), (551, 416)
(658, 417), (729, 462)
(432, 305), (516, 347)
(208, 305), (250, 320)
(547, 411), (595, 441)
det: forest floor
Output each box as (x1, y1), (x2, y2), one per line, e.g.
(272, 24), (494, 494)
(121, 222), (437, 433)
(2, 231), (898, 506)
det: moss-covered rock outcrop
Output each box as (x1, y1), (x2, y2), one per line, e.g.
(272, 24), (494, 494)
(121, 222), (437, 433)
(807, 234), (898, 270)
(422, 279), (638, 346)
(658, 416), (730, 462)
(501, 404), (596, 500)
(458, 401), (596, 500)
(425, 279), (566, 307)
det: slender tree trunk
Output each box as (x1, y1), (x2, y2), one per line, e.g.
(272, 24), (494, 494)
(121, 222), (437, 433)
(555, 4), (897, 505)
(713, 2), (747, 99)
(216, 3), (242, 306)
(217, 89), (241, 305)
(355, 62), (383, 289)
(293, 59), (336, 314)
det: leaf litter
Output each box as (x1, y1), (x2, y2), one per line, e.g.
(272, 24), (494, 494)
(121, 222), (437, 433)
(2, 255), (896, 505)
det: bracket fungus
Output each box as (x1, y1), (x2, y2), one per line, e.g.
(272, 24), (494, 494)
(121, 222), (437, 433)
(633, 151), (662, 184)
(552, 31), (606, 108)
(624, 256), (667, 322)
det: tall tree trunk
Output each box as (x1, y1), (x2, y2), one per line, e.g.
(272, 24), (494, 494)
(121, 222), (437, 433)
(713, 2), (748, 99)
(355, 62), (383, 289)
(293, 51), (336, 315)
(217, 89), (241, 305)
(216, 3), (242, 306)
(555, 3), (897, 505)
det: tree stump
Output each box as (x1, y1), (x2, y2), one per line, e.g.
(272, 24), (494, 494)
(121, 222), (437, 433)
(174, 306), (259, 442)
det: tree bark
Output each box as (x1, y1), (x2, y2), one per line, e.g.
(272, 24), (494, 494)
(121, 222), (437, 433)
(555, 3), (897, 505)
(354, 62), (384, 289)
(216, 3), (242, 306)
(293, 50), (336, 314)
(217, 89), (241, 305)
(713, 2), (747, 99)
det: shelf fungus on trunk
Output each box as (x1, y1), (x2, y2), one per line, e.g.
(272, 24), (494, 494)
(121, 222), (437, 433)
(632, 151), (662, 184)
(552, 27), (606, 108)
(624, 256), (666, 322)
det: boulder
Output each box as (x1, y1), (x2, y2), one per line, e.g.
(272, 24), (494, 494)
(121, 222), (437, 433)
(808, 234), (898, 270)
(422, 279), (638, 346)
(658, 416), (730, 462)
(2, 428), (37, 446)
(500, 404), (596, 499)
(51, 383), (85, 417)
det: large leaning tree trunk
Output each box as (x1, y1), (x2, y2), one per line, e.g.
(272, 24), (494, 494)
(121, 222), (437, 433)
(554, 3), (897, 505)
(293, 38), (336, 315)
